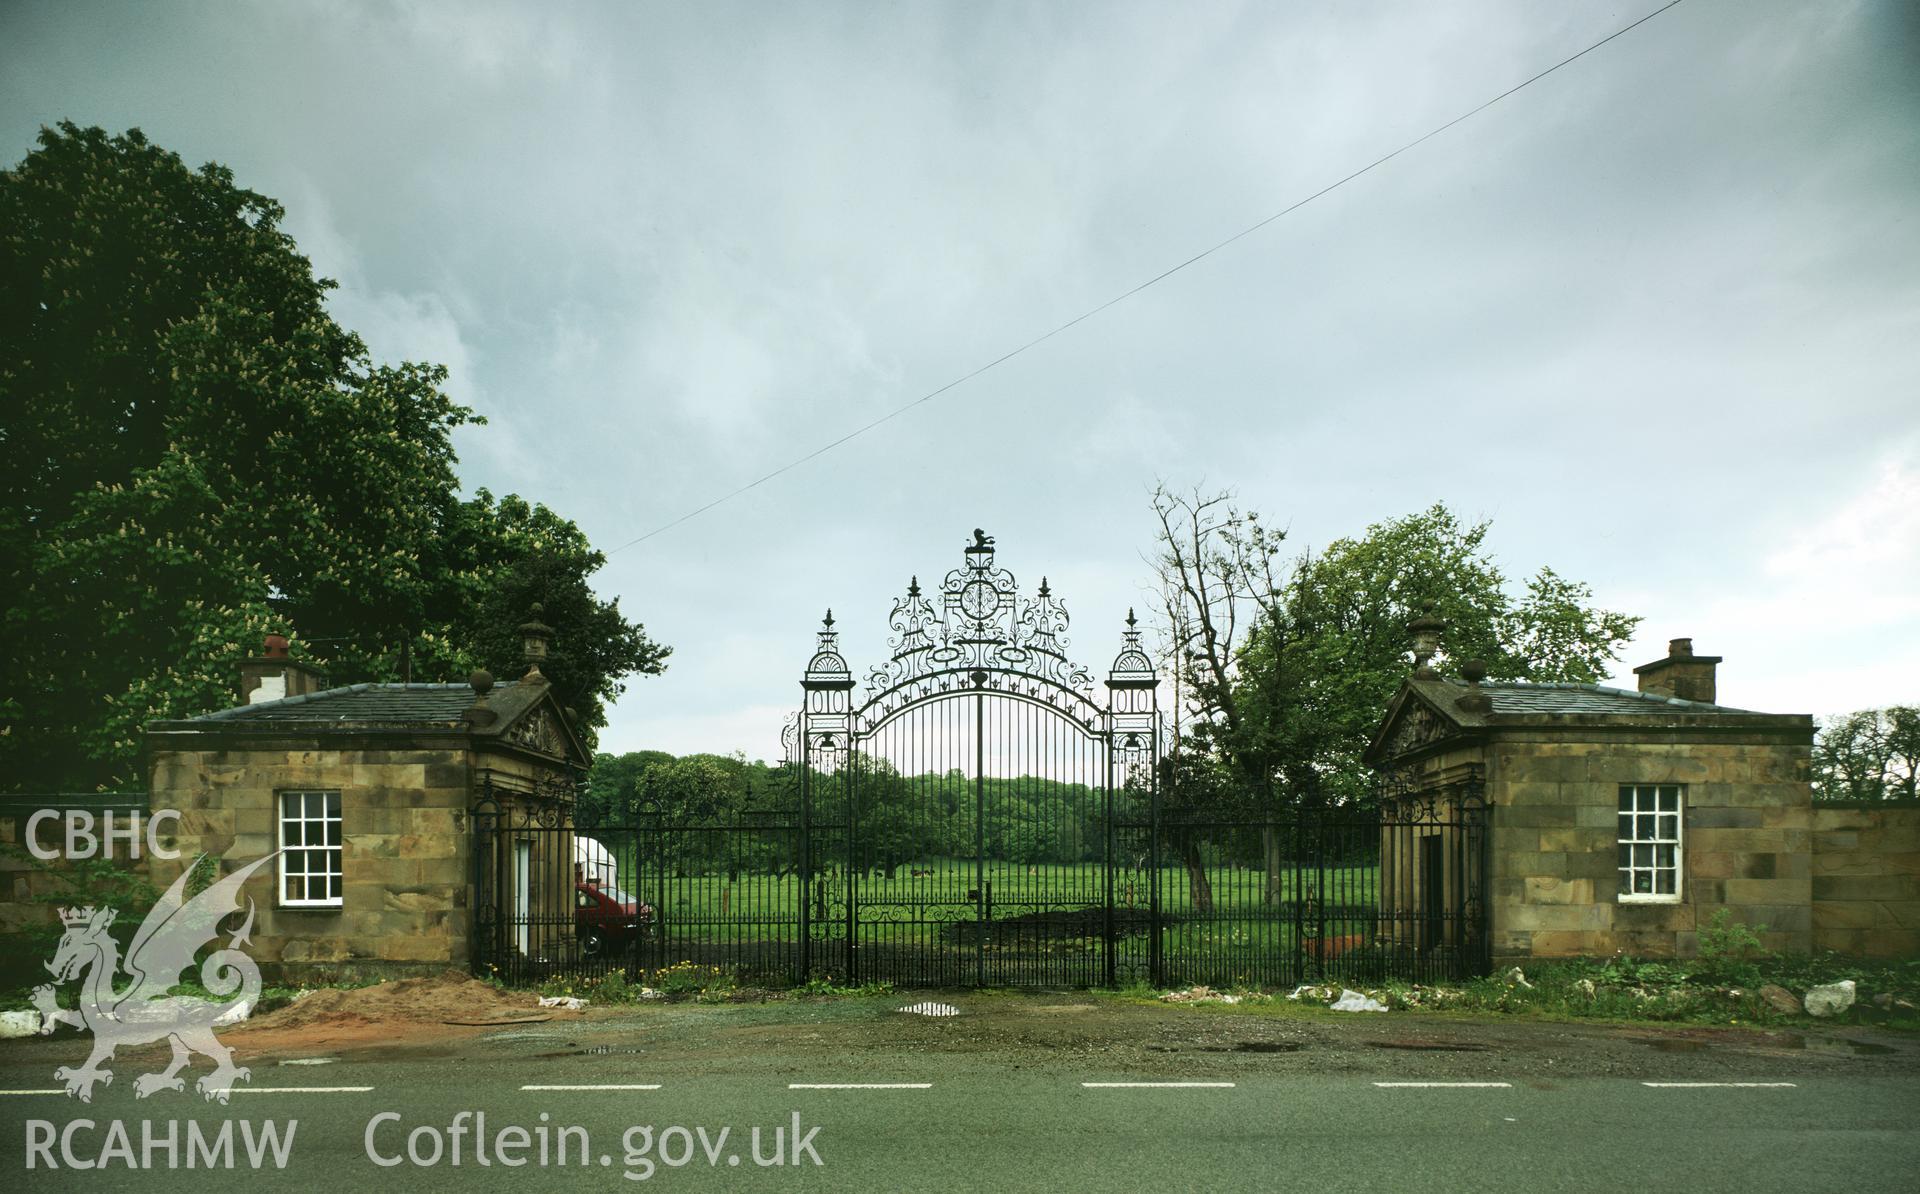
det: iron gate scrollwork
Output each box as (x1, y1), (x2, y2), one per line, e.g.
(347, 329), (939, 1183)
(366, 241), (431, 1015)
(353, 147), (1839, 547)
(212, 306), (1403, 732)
(792, 531), (1156, 987)
(471, 531), (1490, 990)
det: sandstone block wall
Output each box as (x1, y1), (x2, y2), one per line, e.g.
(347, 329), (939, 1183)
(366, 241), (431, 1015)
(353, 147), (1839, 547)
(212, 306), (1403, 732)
(148, 746), (473, 981)
(1490, 734), (1812, 961)
(1810, 805), (1920, 958)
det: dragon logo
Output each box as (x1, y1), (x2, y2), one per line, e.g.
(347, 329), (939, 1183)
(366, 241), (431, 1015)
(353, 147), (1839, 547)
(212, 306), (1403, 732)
(32, 853), (274, 1103)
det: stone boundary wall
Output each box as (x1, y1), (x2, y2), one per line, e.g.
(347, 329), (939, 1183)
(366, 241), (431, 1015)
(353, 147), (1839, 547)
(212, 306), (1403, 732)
(1811, 804), (1920, 957)
(0, 797), (154, 936)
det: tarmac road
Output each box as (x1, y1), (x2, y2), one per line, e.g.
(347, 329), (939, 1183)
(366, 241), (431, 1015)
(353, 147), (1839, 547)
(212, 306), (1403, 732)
(2, 994), (1915, 1191)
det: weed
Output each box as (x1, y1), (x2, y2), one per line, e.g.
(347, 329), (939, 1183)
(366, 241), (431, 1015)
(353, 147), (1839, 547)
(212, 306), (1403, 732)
(794, 976), (894, 997)
(1694, 909), (1770, 986)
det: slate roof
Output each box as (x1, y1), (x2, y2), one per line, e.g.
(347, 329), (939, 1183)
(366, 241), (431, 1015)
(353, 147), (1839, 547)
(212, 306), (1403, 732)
(1366, 674), (1807, 767)
(187, 680), (527, 725)
(1441, 678), (1758, 716)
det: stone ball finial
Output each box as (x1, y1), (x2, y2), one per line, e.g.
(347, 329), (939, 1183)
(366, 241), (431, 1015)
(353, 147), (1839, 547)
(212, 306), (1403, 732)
(464, 668), (499, 727)
(1461, 659), (1488, 685)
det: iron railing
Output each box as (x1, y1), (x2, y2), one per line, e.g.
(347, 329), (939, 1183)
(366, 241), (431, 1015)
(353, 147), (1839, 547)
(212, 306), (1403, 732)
(470, 781), (1488, 990)
(470, 532), (1488, 989)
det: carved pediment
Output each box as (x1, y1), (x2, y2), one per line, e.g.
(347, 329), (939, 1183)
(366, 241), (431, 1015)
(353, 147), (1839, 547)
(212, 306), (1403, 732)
(1378, 697), (1456, 762)
(505, 706), (568, 759)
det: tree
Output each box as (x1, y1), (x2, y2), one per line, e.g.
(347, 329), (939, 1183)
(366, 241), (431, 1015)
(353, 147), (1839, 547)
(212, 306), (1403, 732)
(1813, 707), (1920, 802)
(1249, 503), (1640, 806)
(1147, 484), (1302, 905)
(586, 750), (798, 878)
(584, 749), (677, 823)
(1147, 485), (1290, 805)
(1150, 490), (1641, 817)
(436, 490), (668, 748)
(0, 123), (663, 790)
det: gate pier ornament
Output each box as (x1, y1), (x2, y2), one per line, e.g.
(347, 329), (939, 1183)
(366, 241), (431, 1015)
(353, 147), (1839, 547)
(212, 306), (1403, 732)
(850, 531), (1105, 730)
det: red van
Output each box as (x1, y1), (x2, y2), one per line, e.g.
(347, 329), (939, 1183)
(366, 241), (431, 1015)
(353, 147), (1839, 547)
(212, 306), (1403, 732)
(574, 881), (653, 956)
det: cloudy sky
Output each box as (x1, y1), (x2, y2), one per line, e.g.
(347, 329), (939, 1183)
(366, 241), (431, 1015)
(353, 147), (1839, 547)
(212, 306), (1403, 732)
(5, 1), (1916, 759)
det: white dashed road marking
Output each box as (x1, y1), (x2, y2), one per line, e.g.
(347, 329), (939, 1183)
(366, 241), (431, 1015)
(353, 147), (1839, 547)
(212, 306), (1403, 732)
(1641, 1082), (1796, 1088)
(1373, 1082), (1513, 1088)
(520, 1084), (662, 1091)
(1081, 1082), (1235, 1089)
(231, 1086), (374, 1094)
(790, 1083), (932, 1090)
(0, 1090), (65, 1096)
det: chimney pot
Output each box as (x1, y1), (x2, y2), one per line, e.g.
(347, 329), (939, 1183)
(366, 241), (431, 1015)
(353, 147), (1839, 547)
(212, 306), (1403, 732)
(1633, 635), (1722, 704)
(239, 631), (327, 705)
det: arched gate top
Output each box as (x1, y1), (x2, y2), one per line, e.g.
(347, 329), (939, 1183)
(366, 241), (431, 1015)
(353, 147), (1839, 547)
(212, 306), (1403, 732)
(796, 530), (1157, 742)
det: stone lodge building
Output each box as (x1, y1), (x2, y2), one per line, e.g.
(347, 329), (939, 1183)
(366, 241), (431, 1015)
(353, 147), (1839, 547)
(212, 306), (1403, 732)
(1368, 637), (1817, 962)
(145, 624), (588, 982)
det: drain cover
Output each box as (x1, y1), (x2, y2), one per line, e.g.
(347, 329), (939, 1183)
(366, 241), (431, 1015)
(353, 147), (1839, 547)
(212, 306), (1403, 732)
(899, 1001), (960, 1017)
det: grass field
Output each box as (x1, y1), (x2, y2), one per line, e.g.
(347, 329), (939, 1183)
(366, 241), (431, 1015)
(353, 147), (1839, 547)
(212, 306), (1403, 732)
(533, 855), (1402, 988)
(612, 857), (1382, 923)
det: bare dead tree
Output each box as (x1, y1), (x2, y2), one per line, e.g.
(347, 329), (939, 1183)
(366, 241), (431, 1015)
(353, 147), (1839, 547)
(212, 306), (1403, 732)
(1145, 482), (1289, 907)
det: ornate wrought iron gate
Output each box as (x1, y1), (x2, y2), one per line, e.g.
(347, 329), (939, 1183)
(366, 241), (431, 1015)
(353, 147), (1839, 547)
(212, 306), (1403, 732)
(472, 532), (1489, 990)
(790, 532), (1159, 987)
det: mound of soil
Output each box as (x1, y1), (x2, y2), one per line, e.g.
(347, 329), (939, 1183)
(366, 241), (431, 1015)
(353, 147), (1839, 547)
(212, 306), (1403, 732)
(245, 970), (550, 1033)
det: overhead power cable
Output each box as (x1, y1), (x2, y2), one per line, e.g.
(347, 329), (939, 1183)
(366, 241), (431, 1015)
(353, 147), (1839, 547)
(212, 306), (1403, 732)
(608, 0), (1686, 554)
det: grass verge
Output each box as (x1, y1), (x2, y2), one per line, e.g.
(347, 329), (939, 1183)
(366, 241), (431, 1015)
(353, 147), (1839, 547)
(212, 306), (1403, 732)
(1101, 953), (1920, 1031)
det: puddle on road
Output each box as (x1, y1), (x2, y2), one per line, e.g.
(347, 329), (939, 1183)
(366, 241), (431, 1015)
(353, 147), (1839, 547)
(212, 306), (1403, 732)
(530, 1045), (641, 1057)
(899, 1002), (961, 1017)
(1840, 1039), (1896, 1056)
(1649, 1033), (1896, 1058)
(1806, 1038), (1898, 1056)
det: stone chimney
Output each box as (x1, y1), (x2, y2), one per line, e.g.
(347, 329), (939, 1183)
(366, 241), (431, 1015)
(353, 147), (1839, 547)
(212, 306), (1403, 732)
(1632, 637), (1722, 704)
(238, 633), (329, 705)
